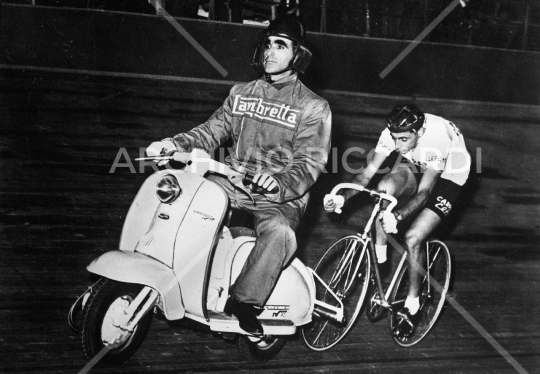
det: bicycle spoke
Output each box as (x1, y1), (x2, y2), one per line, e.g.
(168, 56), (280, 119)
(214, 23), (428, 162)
(388, 239), (451, 347)
(302, 236), (371, 351)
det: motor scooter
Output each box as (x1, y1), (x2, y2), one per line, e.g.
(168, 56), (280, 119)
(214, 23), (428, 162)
(68, 149), (345, 364)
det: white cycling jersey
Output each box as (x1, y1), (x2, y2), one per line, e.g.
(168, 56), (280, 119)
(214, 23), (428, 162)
(374, 113), (470, 186)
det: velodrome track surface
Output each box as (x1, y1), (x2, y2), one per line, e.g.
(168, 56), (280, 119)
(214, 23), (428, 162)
(1, 67), (539, 373)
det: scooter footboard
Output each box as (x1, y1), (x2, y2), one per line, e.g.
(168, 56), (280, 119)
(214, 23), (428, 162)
(87, 250), (184, 320)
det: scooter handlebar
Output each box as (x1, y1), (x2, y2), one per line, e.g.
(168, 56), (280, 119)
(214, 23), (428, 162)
(142, 150), (278, 195)
(172, 152), (193, 164)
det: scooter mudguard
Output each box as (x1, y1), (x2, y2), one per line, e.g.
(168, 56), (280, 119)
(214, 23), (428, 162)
(86, 250), (184, 320)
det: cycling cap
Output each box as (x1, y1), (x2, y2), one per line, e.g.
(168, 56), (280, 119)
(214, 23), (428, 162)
(387, 105), (425, 133)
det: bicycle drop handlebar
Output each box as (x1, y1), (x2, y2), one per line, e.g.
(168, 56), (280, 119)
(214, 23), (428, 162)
(329, 183), (398, 214)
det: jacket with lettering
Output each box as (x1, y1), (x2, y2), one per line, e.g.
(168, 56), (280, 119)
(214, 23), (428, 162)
(171, 73), (332, 209)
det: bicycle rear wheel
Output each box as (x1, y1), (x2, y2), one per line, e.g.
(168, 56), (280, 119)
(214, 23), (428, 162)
(302, 235), (371, 351)
(388, 239), (451, 347)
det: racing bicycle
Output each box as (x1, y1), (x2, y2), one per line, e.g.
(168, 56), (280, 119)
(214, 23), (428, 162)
(301, 183), (452, 349)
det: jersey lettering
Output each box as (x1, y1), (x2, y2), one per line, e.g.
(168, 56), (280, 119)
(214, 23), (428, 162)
(232, 95), (301, 130)
(435, 196), (452, 216)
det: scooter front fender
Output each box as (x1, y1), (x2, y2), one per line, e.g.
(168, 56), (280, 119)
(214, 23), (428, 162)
(87, 250), (184, 320)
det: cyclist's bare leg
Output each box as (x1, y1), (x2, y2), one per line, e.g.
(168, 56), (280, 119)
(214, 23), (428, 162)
(404, 208), (442, 298)
(375, 166), (418, 247)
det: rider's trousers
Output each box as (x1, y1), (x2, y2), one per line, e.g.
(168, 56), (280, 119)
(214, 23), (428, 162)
(208, 175), (303, 307)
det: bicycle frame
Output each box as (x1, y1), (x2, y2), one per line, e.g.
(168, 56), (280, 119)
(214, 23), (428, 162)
(304, 183), (452, 349)
(331, 183), (407, 309)
(328, 183), (410, 312)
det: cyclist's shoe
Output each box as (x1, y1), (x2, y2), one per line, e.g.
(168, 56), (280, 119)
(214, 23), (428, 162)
(392, 307), (421, 339)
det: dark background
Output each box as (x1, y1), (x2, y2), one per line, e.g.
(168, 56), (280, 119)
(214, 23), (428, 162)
(1, 2), (539, 373)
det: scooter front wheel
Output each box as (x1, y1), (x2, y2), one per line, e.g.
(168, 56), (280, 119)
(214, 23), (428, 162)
(236, 335), (287, 362)
(81, 278), (153, 365)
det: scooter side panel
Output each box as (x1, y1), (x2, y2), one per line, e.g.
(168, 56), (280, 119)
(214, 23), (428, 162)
(228, 244), (314, 326)
(133, 172), (205, 267)
(120, 170), (204, 254)
(87, 250), (185, 320)
(173, 179), (229, 318)
(260, 258), (314, 326)
(207, 233), (255, 312)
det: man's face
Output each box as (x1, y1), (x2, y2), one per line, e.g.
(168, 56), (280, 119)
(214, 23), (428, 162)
(390, 130), (421, 155)
(263, 36), (295, 75)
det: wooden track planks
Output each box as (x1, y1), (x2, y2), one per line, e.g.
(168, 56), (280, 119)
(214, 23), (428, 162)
(1, 68), (539, 373)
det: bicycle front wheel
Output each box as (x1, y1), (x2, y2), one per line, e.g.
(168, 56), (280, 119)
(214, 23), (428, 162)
(389, 239), (451, 347)
(302, 235), (371, 351)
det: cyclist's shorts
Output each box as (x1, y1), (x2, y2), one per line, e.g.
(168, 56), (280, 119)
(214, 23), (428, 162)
(425, 178), (462, 220)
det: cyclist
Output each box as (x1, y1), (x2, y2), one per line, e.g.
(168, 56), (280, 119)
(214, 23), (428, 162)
(324, 104), (470, 339)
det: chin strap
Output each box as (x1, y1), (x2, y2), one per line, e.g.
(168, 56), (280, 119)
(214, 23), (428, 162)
(264, 69), (294, 83)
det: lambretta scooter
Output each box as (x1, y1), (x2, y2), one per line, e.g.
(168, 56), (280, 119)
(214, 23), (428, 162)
(68, 149), (345, 364)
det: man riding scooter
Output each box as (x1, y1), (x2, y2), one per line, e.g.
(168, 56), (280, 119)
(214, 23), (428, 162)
(148, 16), (332, 335)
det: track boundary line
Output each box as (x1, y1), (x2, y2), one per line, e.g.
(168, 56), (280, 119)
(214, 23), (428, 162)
(3, 64), (540, 112)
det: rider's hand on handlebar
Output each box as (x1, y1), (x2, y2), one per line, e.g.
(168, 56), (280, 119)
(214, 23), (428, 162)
(323, 194), (345, 214)
(379, 209), (398, 234)
(147, 140), (177, 166)
(251, 173), (279, 194)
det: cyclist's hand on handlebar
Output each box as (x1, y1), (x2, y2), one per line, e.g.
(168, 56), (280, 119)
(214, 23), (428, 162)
(252, 172), (279, 194)
(379, 209), (398, 234)
(323, 194), (345, 214)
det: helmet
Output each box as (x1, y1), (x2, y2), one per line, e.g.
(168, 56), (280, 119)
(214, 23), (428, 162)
(386, 105), (425, 133)
(265, 16), (306, 45)
(252, 17), (312, 74)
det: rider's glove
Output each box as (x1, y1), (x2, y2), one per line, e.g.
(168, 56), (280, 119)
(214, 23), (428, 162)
(323, 194), (345, 214)
(382, 209), (398, 234)
(147, 140), (177, 166)
(146, 140), (176, 158)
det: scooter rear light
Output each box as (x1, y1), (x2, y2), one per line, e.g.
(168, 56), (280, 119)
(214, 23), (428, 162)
(156, 174), (182, 204)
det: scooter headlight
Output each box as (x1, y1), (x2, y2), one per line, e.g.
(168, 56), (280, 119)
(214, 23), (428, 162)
(156, 175), (181, 204)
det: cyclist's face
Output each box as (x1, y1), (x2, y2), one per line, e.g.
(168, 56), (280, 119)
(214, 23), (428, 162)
(391, 131), (420, 154)
(263, 36), (295, 76)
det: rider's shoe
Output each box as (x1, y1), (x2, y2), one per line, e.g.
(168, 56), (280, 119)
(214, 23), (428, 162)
(392, 307), (421, 339)
(224, 297), (263, 335)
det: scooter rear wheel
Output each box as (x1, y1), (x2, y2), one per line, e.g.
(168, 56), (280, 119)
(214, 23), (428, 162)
(236, 335), (287, 362)
(81, 278), (153, 365)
